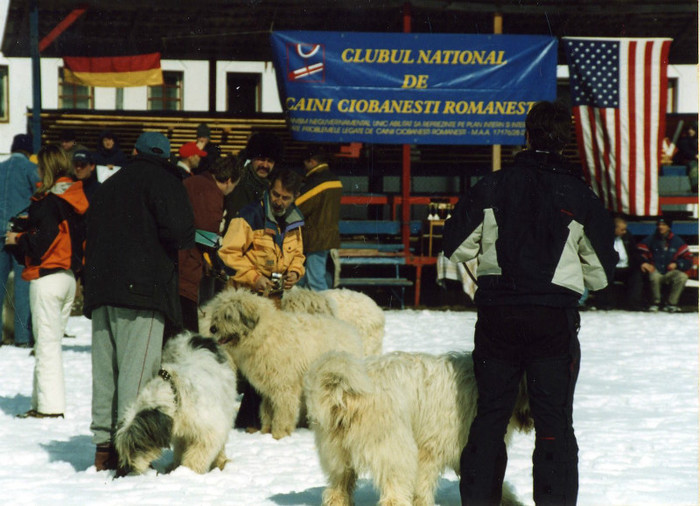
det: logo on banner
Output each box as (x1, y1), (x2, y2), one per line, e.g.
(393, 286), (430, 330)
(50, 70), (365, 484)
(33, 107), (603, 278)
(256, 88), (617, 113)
(286, 43), (325, 83)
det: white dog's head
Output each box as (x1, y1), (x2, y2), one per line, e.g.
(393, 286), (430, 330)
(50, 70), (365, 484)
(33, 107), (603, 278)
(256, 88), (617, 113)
(207, 288), (275, 346)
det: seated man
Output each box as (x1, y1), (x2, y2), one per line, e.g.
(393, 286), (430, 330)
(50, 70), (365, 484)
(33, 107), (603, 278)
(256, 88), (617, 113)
(595, 215), (644, 310)
(218, 167), (305, 431)
(638, 217), (693, 312)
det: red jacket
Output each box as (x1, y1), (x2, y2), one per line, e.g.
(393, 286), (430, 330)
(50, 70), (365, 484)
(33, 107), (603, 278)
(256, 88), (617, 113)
(17, 177), (89, 281)
(178, 172), (225, 302)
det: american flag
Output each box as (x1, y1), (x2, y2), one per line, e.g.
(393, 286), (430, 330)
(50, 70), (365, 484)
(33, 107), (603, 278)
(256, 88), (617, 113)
(564, 37), (672, 216)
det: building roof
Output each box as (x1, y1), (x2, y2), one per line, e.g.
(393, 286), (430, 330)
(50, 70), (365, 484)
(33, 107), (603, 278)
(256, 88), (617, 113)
(2, 0), (698, 64)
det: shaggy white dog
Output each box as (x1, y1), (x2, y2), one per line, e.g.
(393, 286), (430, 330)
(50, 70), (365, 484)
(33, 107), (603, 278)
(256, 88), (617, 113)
(304, 351), (533, 506)
(281, 287), (385, 356)
(114, 332), (237, 474)
(206, 287), (364, 439)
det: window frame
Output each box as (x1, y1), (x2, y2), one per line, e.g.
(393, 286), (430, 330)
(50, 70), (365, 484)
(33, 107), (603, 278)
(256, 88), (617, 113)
(148, 70), (184, 111)
(58, 67), (95, 110)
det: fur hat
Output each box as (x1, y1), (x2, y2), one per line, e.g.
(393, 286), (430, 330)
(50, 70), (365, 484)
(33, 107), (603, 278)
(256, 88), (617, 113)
(197, 123), (211, 138)
(10, 134), (33, 154)
(245, 132), (284, 163)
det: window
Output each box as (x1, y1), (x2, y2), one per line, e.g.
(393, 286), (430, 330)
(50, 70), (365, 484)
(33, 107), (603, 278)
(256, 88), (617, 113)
(58, 68), (94, 109)
(667, 78), (678, 113)
(226, 73), (261, 114)
(148, 71), (183, 111)
(0, 66), (7, 122)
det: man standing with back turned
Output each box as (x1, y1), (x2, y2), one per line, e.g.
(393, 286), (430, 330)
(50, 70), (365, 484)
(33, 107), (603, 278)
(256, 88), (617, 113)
(443, 101), (617, 505)
(83, 132), (195, 472)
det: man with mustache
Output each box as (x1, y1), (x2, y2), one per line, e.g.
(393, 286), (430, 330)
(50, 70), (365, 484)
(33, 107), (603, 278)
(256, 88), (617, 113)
(217, 166), (305, 432)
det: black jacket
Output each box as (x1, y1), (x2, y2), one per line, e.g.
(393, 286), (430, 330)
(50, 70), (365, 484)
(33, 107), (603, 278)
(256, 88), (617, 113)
(295, 163), (342, 253)
(443, 150), (617, 308)
(83, 154), (195, 325)
(223, 165), (269, 230)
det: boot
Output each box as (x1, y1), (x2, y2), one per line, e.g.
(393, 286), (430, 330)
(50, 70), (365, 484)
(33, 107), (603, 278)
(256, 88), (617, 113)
(94, 443), (119, 472)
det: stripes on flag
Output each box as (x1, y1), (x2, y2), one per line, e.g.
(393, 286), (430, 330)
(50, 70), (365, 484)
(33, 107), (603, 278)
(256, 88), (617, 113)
(63, 52), (164, 88)
(564, 37), (672, 216)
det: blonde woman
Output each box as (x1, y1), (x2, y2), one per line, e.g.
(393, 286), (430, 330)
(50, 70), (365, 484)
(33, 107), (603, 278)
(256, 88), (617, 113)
(6, 144), (88, 418)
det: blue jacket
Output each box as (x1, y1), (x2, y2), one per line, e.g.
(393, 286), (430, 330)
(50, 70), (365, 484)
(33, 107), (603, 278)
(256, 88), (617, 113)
(0, 153), (39, 233)
(638, 231), (693, 274)
(443, 150), (617, 308)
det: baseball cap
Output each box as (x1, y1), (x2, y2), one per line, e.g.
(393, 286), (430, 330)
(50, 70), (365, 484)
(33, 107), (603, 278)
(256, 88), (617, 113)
(179, 142), (208, 158)
(73, 150), (93, 164)
(134, 132), (170, 159)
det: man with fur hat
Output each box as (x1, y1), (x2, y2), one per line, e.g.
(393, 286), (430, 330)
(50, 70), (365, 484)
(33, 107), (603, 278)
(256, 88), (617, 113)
(223, 131), (284, 229)
(638, 216), (693, 312)
(0, 134), (39, 348)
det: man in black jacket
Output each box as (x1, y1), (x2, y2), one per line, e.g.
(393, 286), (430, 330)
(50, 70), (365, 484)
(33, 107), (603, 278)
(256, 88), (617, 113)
(594, 215), (644, 310)
(83, 131), (195, 472)
(443, 101), (617, 505)
(295, 147), (342, 291)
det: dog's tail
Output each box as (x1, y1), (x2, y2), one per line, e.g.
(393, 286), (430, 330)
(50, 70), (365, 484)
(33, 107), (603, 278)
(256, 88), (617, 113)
(304, 351), (374, 431)
(114, 373), (176, 471)
(510, 376), (534, 433)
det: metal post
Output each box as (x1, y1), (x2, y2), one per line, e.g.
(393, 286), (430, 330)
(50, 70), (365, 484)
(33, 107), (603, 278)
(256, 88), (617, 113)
(29, 0), (42, 153)
(492, 12), (503, 172)
(401, 2), (411, 254)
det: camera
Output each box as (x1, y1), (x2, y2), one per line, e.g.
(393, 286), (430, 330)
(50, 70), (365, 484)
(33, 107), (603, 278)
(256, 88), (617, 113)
(269, 272), (284, 296)
(8, 215), (29, 233)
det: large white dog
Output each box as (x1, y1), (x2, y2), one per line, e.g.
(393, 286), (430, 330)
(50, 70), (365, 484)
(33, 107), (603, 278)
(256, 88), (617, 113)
(304, 351), (533, 506)
(114, 332), (237, 474)
(207, 288), (364, 440)
(281, 287), (385, 356)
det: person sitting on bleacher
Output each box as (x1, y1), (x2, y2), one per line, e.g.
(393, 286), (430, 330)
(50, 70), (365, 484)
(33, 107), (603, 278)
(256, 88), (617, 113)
(638, 216), (693, 313)
(674, 121), (698, 194)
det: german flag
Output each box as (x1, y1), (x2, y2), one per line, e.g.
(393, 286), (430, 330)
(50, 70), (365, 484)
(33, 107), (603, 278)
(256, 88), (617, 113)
(63, 52), (163, 87)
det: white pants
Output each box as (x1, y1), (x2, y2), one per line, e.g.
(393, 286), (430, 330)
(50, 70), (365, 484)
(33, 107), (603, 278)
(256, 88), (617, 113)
(29, 270), (76, 414)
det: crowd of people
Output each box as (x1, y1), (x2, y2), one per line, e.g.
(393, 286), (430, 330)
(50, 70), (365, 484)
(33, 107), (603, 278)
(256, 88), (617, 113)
(0, 107), (695, 503)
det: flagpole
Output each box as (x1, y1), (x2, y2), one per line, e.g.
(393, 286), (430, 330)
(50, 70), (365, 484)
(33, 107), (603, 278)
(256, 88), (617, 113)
(29, 0), (42, 154)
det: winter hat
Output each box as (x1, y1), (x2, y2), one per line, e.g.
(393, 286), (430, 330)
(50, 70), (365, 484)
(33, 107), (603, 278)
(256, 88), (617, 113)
(179, 142), (208, 158)
(197, 123), (211, 138)
(60, 129), (77, 142)
(657, 216), (673, 228)
(134, 132), (170, 159)
(246, 132), (284, 162)
(73, 150), (93, 164)
(10, 134), (33, 154)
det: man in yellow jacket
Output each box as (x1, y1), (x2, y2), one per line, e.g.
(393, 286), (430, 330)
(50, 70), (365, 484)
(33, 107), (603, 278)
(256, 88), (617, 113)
(218, 166), (305, 432)
(218, 166), (305, 294)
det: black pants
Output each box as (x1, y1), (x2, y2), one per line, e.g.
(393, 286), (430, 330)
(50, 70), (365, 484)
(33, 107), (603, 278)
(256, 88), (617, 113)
(234, 373), (262, 429)
(460, 305), (580, 506)
(595, 267), (643, 310)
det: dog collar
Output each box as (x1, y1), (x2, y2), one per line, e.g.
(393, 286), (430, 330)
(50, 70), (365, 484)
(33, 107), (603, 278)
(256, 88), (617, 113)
(158, 368), (179, 405)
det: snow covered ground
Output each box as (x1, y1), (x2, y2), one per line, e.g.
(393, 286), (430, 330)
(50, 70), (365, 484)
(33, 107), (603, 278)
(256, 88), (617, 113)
(0, 308), (697, 505)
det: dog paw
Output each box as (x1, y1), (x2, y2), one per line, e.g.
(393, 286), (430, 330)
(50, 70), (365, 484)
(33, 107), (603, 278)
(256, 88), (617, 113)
(272, 429), (292, 440)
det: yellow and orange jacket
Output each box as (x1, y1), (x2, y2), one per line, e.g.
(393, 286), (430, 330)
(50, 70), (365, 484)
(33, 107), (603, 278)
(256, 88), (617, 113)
(15, 177), (89, 281)
(218, 193), (305, 288)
